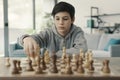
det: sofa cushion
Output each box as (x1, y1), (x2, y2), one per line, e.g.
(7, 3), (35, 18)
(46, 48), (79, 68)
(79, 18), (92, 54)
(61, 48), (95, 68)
(84, 33), (101, 50)
(16, 43), (23, 49)
(104, 38), (120, 51)
(92, 50), (110, 57)
(98, 33), (120, 50)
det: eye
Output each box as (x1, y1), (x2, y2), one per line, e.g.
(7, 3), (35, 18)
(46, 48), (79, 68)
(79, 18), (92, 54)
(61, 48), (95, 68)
(63, 17), (69, 20)
(63, 18), (68, 20)
(55, 18), (59, 20)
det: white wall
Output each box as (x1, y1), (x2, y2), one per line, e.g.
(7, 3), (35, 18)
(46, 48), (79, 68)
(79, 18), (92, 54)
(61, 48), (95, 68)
(59, 0), (120, 33)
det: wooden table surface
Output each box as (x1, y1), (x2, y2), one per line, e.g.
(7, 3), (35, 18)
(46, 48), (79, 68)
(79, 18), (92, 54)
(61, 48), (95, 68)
(0, 57), (120, 80)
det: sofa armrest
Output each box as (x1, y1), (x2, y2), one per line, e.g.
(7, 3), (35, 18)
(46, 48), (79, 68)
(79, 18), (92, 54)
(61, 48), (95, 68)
(9, 42), (17, 53)
(110, 45), (120, 57)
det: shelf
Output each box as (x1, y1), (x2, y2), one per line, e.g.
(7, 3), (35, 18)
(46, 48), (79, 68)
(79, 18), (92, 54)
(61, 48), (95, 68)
(86, 13), (120, 17)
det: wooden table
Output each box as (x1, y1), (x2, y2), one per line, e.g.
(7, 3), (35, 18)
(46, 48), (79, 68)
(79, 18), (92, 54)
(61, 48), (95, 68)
(0, 57), (120, 80)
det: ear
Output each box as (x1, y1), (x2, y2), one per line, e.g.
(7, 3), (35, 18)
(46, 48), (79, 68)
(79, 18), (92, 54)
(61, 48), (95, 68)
(71, 17), (75, 23)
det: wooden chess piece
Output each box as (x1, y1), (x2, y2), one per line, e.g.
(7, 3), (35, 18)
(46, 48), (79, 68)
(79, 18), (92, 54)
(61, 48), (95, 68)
(44, 50), (50, 64)
(74, 59), (79, 71)
(5, 57), (11, 67)
(26, 57), (34, 71)
(62, 47), (66, 64)
(77, 57), (84, 74)
(65, 55), (73, 74)
(72, 54), (77, 63)
(35, 55), (43, 74)
(50, 54), (58, 73)
(31, 57), (37, 66)
(83, 53), (89, 68)
(102, 60), (111, 73)
(12, 60), (19, 74)
(88, 50), (93, 61)
(17, 60), (22, 71)
(41, 56), (47, 70)
(79, 49), (84, 59)
(88, 60), (94, 72)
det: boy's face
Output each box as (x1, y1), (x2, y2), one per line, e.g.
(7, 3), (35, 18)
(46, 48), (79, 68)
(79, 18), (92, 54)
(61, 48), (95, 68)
(54, 12), (74, 37)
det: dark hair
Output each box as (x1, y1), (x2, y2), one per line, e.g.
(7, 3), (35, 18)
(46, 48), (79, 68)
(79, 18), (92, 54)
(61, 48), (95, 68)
(51, 2), (75, 19)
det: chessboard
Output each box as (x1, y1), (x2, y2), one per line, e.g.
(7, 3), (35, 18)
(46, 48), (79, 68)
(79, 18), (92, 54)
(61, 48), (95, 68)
(0, 57), (120, 80)
(2, 57), (115, 76)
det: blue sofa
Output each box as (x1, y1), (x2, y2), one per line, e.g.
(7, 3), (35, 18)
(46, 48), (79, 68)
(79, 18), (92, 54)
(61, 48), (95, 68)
(9, 42), (46, 57)
(9, 42), (26, 57)
(9, 33), (120, 57)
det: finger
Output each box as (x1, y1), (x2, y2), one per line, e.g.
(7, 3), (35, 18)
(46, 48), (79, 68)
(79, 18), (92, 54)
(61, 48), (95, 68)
(29, 45), (34, 58)
(23, 43), (30, 57)
(33, 44), (40, 56)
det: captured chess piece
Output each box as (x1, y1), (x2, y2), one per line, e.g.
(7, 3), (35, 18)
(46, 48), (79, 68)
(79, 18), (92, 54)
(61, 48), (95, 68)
(12, 60), (19, 74)
(26, 57), (34, 71)
(77, 56), (84, 74)
(65, 55), (73, 74)
(5, 57), (11, 67)
(35, 55), (43, 74)
(102, 59), (111, 73)
(17, 60), (22, 71)
(50, 53), (58, 73)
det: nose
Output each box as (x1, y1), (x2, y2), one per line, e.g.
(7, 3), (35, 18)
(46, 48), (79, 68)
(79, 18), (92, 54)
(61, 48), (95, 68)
(59, 19), (64, 25)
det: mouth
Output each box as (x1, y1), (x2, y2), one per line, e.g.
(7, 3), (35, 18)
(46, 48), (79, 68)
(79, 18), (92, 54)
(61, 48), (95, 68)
(58, 28), (65, 32)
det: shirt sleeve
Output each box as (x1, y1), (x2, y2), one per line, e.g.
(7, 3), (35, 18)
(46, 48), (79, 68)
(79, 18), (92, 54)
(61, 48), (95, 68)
(19, 30), (49, 48)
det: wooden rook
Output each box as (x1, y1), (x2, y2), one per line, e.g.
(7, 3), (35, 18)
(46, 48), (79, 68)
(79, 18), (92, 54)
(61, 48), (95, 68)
(102, 59), (111, 73)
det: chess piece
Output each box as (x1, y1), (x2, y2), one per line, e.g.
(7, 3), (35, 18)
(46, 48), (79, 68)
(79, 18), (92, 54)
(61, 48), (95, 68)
(12, 60), (19, 74)
(35, 55), (43, 74)
(41, 56), (47, 70)
(72, 54), (77, 63)
(102, 60), (111, 73)
(83, 53), (89, 68)
(17, 60), (22, 71)
(50, 54), (58, 73)
(74, 59), (79, 71)
(88, 50), (93, 61)
(26, 57), (34, 71)
(88, 60), (94, 72)
(32, 44), (40, 66)
(77, 57), (84, 74)
(31, 57), (37, 66)
(5, 57), (11, 67)
(79, 49), (84, 59)
(44, 50), (50, 64)
(65, 55), (73, 74)
(62, 47), (66, 63)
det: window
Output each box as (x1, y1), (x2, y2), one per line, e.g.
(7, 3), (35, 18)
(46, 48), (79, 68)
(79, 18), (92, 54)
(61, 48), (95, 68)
(0, 0), (4, 57)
